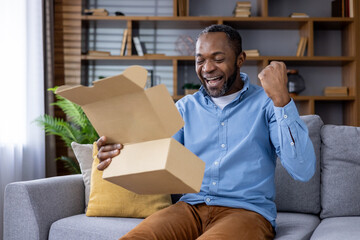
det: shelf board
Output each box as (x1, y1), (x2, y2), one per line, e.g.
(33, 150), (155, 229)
(81, 16), (353, 30)
(82, 16), (354, 22)
(82, 55), (353, 61)
(265, 56), (355, 66)
(82, 55), (354, 66)
(173, 95), (355, 101)
(82, 55), (262, 61)
(82, 55), (172, 60)
(292, 95), (355, 101)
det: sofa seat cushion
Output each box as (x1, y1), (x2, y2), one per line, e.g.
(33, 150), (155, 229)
(310, 217), (360, 240)
(49, 214), (142, 240)
(274, 212), (320, 240)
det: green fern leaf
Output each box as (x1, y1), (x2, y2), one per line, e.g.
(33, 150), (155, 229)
(53, 96), (88, 128)
(35, 115), (77, 147)
(49, 87), (88, 129)
(56, 156), (81, 174)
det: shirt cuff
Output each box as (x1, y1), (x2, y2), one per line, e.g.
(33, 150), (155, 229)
(273, 98), (300, 125)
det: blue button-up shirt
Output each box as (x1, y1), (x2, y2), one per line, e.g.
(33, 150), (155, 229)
(172, 72), (316, 227)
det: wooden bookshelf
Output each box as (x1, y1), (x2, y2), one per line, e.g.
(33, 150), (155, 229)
(56, 0), (359, 126)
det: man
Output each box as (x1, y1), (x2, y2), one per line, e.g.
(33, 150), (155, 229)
(96, 24), (316, 240)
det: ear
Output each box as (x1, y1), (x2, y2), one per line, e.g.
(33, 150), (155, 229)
(237, 52), (246, 67)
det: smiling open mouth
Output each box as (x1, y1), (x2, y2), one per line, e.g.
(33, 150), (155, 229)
(204, 76), (223, 87)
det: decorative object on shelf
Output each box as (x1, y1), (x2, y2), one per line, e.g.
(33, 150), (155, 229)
(287, 69), (305, 95)
(244, 49), (260, 57)
(35, 87), (99, 174)
(324, 86), (348, 96)
(233, 1), (251, 17)
(175, 35), (195, 56)
(296, 37), (308, 57)
(84, 8), (109, 16)
(183, 83), (201, 95)
(115, 11), (125, 16)
(290, 12), (309, 18)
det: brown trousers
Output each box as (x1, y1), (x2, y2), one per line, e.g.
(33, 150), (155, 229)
(120, 201), (275, 240)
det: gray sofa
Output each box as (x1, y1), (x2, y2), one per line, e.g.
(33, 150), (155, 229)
(4, 115), (360, 240)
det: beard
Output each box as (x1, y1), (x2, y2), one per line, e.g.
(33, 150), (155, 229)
(203, 62), (239, 98)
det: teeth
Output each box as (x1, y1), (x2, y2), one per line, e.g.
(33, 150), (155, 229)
(205, 76), (221, 81)
(208, 80), (218, 86)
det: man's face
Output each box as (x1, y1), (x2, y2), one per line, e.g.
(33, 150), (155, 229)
(195, 32), (244, 97)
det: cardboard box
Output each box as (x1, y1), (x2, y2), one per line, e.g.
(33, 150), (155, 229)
(56, 65), (205, 194)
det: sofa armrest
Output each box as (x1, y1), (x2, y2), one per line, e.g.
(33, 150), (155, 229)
(4, 174), (85, 240)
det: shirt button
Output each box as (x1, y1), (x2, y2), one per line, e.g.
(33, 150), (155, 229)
(221, 144), (225, 148)
(206, 198), (211, 203)
(221, 122), (225, 126)
(284, 114), (288, 119)
(290, 142), (294, 146)
(212, 182), (217, 185)
(214, 161), (219, 165)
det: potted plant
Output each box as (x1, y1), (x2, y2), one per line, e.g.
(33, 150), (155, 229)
(182, 83), (201, 95)
(36, 87), (99, 174)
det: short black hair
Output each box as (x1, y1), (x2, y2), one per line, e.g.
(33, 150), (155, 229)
(198, 24), (242, 57)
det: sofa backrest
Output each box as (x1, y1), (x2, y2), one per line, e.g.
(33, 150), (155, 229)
(320, 124), (360, 219)
(275, 115), (323, 214)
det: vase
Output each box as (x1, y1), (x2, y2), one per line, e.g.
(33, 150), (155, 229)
(287, 69), (305, 95)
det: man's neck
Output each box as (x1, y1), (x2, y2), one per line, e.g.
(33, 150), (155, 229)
(223, 74), (244, 96)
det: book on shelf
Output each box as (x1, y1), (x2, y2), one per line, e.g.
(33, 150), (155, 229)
(234, 8), (251, 13)
(300, 37), (307, 56)
(331, 0), (343, 17)
(120, 29), (128, 56)
(349, 0), (354, 17)
(331, 0), (353, 17)
(290, 12), (309, 18)
(88, 50), (111, 56)
(234, 13), (251, 17)
(244, 49), (260, 57)
(177, 0), (188, 16)
(324, 86), (348, 96)
(133, 37), (144, 56)
(84, 8), (109, 16)
(347, 0), (354, 17)
(296, 37), (308, 57)
(233, 1), (251, 17)
(236, 1), (251, 7)
(345, 0), (349, 17)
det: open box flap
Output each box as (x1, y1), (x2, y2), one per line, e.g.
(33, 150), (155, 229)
(56, 66), (147, 106)
(145, 85), (184, 140)
(55, 65), (184, 144)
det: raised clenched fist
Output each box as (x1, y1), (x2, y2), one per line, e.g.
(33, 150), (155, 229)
(258, 61), (291, 107)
